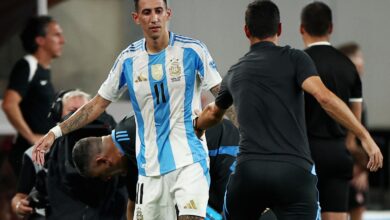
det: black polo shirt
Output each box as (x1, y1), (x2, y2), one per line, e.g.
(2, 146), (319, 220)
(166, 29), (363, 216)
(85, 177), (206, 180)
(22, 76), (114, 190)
(216, 41), (317, 171)
(304, 44), (362, 139)
(7, 57), (55, 134)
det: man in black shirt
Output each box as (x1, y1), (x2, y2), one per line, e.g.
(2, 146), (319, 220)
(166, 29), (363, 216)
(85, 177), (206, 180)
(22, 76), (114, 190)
(300, 3), (372, 220)
(194, 1), (382, 220)
(2, 16), (65, 175)
(72, 116), (240, 219)
(11, 90), (90, 219)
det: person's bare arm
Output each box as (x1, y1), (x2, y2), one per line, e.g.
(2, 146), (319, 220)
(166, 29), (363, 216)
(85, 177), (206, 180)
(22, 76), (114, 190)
(2, 90), (42, 144)
(302, 76), (382, 171)
(195, 102), (226, 138)
(127, 199), (135, 220)
(32, 94), (111, 165)
(210, 84), (238, 127)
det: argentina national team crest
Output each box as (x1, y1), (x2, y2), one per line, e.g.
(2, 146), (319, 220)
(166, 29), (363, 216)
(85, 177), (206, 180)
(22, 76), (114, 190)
(151, 64), (163, 81)
(169, 58), (182, 82)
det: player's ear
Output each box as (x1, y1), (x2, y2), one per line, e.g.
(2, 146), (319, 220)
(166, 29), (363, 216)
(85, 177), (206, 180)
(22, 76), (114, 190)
(132, 12), (140, 25)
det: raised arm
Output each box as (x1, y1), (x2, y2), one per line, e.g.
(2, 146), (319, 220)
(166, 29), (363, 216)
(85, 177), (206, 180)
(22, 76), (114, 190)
(302, 76), (383, 171)
(32, 94), (111, 165)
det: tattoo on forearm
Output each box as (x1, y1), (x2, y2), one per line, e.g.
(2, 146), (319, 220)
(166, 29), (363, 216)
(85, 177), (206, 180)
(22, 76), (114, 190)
(178, 215), (204, 220)
(62, 103), (93, 134)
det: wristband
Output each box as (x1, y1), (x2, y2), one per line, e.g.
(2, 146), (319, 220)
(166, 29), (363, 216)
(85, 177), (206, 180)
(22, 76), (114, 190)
(193, 116), (204, 132)
(50, 125), (63, 139)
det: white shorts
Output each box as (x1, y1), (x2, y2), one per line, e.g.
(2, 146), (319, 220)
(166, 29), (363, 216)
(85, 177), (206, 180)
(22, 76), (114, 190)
(134, 159), (210, 220)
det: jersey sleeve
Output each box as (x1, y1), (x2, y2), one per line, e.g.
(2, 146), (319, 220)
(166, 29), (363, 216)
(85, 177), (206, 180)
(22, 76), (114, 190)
(196, 43), (222, 91)
(294, 50), (318, 86)
(349, 70), (363, 102)
(215, 74), (233, 110)
(98, 51), (129, 102)
(7, 59), (30, 98)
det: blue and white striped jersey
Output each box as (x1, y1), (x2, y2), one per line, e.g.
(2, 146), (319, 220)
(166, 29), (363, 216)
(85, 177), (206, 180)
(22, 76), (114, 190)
(98, 32), (222, 176)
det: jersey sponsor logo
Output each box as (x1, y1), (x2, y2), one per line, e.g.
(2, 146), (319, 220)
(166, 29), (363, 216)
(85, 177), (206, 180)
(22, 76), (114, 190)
(151, 64), (163, 81)
(168, 58), (182, 82)
(40, 80), (48, 86)
(135, 72), (148, 83)
(183, 199), (198, 210)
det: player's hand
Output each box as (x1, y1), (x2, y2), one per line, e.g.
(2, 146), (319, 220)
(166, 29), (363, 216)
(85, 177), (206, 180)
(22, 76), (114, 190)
(361, 137), (383, 172)
(193, 110), (205, 139)
(13, 198), (33, 216)
(29, 133), (44, 145)
(351, 169), (369, 191)
(32, 132), (55, 165)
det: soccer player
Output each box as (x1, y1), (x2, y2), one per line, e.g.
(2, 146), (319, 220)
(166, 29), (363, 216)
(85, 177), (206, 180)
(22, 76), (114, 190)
(194, 1), (382, 219)
(72, 116), (239, 219)
(33, 0), (222, 219)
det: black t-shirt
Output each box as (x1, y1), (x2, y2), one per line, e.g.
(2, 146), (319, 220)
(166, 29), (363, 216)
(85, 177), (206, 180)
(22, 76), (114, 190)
(216, 41), (317, 171)
(7, 57), (55, 135)
(206, 119), (239, 213)
(304, 45), (362, 139)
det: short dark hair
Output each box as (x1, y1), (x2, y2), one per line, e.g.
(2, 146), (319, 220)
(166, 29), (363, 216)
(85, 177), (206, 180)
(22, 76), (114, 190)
(20, 16), (54, 54)
(338, 42), (360, 57)
(301, 1), (332, 37)
(72, 137), (103, 177)
(133, 0), (168, 11)
(245, 0), (280, 39)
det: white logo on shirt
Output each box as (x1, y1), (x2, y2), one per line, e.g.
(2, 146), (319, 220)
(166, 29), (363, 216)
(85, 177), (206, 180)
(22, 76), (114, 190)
(40, 80), (48, 86)
(151, 64), (163, 81)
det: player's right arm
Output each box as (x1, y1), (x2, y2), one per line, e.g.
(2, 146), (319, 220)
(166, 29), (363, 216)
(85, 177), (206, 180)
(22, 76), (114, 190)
(32, 94), (111, 165)
(301, 76), (383, 172)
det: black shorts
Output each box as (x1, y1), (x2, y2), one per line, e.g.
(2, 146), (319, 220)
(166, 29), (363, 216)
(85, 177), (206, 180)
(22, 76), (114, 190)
(316, 176), (350, 212)
(309, 137), (353, 212)
(224, 160), (320, 220)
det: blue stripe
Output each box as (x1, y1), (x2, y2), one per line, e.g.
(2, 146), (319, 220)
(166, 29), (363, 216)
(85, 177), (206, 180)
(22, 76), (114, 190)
(111, 130), (124, 155)
(116, 134), (129, 138)
(209, 146), (239, 157)
(229, 161), (236, 172)
(199, 159), (210, 186)
(148, 51), (176, 174)
(312, 165), (322, 220)
(205, 205), (223, 220)
(117, 138), (130, 142)
(124, 58), (146, 176)
(183, 48), (206, 163)
(116, 131), (127, 134)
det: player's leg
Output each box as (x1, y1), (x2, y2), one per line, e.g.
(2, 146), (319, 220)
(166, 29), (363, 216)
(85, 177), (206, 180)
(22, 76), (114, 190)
(173, 159), (210, 220)
(133, 175), (175, 220)
(318, 177), (350, 220)
(271, 164), (320, 220)
(224, 160), (267, 220)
